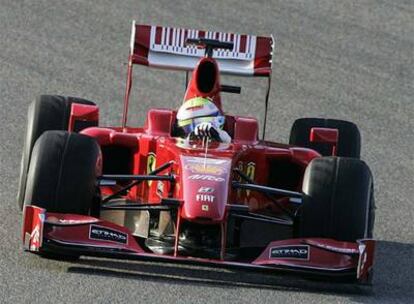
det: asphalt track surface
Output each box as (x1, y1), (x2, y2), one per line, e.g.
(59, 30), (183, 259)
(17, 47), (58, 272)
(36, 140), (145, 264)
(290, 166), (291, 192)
(1, 0), (413, 303)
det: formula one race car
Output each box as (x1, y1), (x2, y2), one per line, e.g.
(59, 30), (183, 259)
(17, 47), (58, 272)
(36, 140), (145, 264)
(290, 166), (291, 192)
(19, 22), (376, 283)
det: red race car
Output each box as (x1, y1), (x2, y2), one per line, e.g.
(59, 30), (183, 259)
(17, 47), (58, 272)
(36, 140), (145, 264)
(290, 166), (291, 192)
(19, 22), (375, 284)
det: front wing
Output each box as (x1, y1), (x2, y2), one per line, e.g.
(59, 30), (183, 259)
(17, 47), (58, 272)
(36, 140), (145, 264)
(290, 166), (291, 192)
(22, 205), (375, 283)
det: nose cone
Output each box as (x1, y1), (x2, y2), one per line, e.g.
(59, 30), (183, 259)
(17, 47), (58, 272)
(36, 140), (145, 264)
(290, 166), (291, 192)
(180, 155), (231, 222)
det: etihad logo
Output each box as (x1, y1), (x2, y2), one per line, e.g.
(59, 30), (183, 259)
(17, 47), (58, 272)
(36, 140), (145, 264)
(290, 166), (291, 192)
(89, 225), (128, 245)
(270, 245), (309, 260)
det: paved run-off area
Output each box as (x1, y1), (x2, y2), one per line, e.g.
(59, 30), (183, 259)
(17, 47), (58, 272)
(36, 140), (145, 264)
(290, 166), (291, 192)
(0, 0), (413, 303)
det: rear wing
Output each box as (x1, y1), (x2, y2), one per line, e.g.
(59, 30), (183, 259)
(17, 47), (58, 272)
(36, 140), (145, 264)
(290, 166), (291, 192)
(123, 21), (274, 138)
(129, 21), (274, 77)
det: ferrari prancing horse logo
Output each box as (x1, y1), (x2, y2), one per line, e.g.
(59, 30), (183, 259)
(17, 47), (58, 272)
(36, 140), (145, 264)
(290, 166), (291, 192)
(246, 162), (255, 180)
(146, 153), (156, 186)
(245, 162), (255, 195)
(236, 161), (256, 196)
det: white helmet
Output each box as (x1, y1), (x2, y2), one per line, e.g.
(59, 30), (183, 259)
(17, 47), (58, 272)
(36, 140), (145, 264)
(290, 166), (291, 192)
(177, 97), (225, 134)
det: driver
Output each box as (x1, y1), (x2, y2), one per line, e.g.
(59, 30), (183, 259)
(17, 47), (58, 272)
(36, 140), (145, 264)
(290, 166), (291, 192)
(176, 97), (231, 143)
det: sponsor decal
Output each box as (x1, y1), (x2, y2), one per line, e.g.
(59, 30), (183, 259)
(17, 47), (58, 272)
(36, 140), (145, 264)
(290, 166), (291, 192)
(245, 162), (256, 195)
(357, 244), (367, 279)
(30, 225), (41, 251)
(305, 240), (359, 255)
(185, 163), (224, 175)
(188, 105), (204, 111)
(156, 181), (164, 197)
(270, 245), (310, 260)
(186, 157), (227, 165)
(246, 162), (256, 180)
(46, 216), (99, 225)
(89, 225), (128, 245)
(196, 194), (215, 203)
(235, 161), (256, 196)
(146, 152), (156, 186)
(198, 187), (214, 193)
(188, 174), (224, 182)
(201, 205), (209, 211)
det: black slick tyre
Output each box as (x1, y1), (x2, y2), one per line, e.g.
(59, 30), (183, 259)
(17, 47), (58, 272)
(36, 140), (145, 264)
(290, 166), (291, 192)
(299, 157), (375, 242)
(17, 95), (97, 210)
(24, 131), (100, 215)
(289, 118), (361, 158)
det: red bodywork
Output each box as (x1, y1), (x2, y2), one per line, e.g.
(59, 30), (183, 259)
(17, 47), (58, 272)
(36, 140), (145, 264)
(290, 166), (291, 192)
(22, 22), (375, 283)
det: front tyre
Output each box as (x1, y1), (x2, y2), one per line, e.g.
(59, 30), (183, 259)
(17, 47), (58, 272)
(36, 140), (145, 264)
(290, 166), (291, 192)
(24, 131), (100, 215)
(299, 157), (375, 241)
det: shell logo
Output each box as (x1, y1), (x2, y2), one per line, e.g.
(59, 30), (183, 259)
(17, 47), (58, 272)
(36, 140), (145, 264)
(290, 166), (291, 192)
(185, 163), (224, 175)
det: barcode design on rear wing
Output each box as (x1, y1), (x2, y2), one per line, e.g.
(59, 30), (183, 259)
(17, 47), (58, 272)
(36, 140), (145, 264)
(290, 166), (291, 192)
(130, 22), (273, 76)
(149, 26), (256, 60)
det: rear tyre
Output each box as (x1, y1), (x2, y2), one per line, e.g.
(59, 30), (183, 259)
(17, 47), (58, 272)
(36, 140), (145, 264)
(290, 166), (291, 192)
(289, 118), (361, 158)
(299, 157), (375, 242)
(24, 131), (100, 215)
(17, 95), (97, 210)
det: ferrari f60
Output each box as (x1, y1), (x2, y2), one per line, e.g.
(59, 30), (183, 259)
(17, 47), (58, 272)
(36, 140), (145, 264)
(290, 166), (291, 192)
(19, 22), (376, 284)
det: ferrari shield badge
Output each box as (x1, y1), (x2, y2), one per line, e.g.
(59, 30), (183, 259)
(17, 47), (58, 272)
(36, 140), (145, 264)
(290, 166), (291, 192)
(146, 152), (156, 186)
(236, 161), (256, 196)
(246, 162), (255, 180)
(246, 162), (256, 195)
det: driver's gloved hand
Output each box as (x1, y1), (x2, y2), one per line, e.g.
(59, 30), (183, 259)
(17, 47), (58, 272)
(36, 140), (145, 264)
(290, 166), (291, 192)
(194, 122), (231, 143)
(194, 122), (215, 138)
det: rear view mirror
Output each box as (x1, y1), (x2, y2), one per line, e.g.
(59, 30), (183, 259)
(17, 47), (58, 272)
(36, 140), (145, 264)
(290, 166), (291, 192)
(68, 103), (99, 132)
(310, 127), (339, 156)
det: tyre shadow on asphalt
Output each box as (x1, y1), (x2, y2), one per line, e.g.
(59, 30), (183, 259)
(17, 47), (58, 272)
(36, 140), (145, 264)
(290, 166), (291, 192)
(63, 241), (413, 301)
